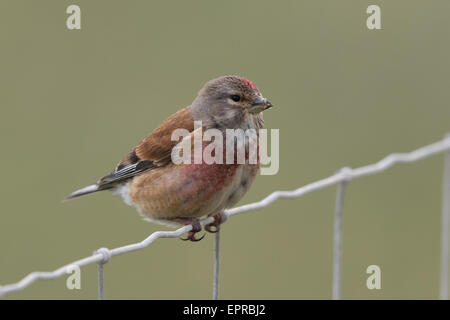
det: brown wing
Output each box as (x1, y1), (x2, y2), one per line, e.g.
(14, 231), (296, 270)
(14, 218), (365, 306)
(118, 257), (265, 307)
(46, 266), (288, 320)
(135, 105), (194, 163)
(98, 106), (194, 187)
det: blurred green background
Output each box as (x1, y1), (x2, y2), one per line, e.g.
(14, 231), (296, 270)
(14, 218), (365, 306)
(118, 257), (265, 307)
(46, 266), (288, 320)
(1, 0), (450, 299)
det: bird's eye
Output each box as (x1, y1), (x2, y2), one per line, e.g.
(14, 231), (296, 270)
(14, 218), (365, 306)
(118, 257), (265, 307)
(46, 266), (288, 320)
(230, 95), (241, 102)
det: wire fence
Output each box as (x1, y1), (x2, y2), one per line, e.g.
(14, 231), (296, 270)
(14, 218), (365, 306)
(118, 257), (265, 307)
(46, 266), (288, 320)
(1, 135), (450, 299)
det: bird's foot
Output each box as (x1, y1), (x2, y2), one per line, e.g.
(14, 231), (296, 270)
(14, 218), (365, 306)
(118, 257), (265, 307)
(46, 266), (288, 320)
(179, 219), (205, 242)
(205, 212), (225, 233)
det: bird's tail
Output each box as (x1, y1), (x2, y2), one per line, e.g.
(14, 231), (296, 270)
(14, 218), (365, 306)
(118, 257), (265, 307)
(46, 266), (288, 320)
(64, 183), (108, 201)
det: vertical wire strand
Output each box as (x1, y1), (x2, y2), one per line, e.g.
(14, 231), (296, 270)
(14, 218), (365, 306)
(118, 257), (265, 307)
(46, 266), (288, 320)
(213, 230), (220, 300)
(95, 248), (110, 300)
(98, 262), (104, 300)
(332, 168), (350, 300)
(440, 136), (450, 300)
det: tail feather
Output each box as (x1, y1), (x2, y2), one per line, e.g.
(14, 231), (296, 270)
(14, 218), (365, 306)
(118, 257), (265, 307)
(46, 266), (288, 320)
(65, 184), (102, 201)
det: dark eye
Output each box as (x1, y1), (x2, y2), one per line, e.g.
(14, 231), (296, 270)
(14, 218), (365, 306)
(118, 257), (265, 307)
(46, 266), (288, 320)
(230, 95), (241, 102)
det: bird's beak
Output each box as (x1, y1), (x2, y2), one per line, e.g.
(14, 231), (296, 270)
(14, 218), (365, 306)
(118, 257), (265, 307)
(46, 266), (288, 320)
(248, 96), (273, 114)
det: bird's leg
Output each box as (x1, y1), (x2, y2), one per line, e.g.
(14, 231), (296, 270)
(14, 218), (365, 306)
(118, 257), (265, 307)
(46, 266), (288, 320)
(174, 218), (206, 242)
(205, 212), (225, 233)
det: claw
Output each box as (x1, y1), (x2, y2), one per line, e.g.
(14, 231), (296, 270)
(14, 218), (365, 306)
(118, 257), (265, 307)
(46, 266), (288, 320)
(205, 213), (224, 234)
(180, 232), (206, 242)
(180, 219), (205, 242)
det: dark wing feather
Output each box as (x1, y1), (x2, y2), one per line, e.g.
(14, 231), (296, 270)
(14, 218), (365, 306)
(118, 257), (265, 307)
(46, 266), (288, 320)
(98, 160), (155, 187)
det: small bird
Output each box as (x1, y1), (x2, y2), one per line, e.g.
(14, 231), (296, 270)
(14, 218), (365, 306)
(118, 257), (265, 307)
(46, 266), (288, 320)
(66, 75), (272, 241)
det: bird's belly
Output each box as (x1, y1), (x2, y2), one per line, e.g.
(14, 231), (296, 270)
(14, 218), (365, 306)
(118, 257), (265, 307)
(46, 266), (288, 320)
(122, 162), (259, 222)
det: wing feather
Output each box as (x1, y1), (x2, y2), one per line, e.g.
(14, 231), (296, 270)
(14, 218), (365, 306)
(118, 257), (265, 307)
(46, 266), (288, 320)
(97, 106), (194, 187)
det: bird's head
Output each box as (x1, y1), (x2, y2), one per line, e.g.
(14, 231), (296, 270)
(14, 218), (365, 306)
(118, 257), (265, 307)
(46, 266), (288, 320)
(191, 75), (273, 129)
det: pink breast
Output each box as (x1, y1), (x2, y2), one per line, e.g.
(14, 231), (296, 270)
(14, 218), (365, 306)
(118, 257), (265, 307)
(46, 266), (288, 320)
(130, 138), (260, 219)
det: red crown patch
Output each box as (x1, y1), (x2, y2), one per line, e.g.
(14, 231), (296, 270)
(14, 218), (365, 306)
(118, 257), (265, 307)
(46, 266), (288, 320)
(240, 77), (258, 90)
